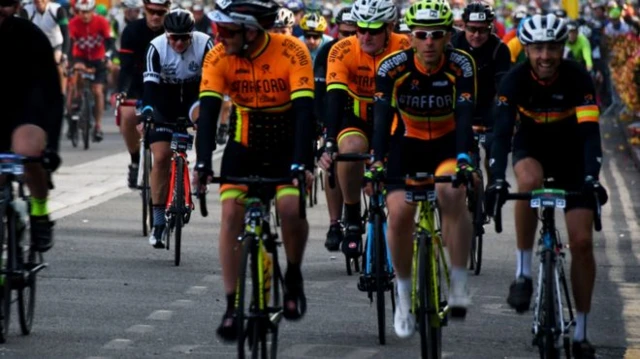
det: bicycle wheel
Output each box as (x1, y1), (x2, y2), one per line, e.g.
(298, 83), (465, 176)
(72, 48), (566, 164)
(470, 193), (483, 276)
(418, 233), (442, 359)
(268, 240), (281, 359)
(374, 212), (386, 345)
(142, 146), (153, 236)
(68, 116), (78, 148)
(236, 234), (256, 359)
(173, 157), (184, 267)
(540, 250), (559, 359)
(0, 201), (11, 343)
(18, 250), (37, 335)
(81, 92), (91, 150)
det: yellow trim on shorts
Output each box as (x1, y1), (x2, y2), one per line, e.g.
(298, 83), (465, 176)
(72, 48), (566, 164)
(220, 188), (245, 202)
(337, 128), (368, 147)
(275, 187), (299, 200)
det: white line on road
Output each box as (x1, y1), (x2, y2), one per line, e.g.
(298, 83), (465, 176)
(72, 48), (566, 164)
(147, 310), (173, 320)
(186, 285), (208, 295)
(102, 338), (133, 350)
(125, 324), (155, 334)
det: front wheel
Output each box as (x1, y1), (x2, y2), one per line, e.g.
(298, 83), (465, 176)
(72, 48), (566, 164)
(540, 250), (559, 359)
(80, 92), (91, 150)
(418, 233), (442, 359)
(173, 157), (184, 267)
(374, 213), (386, 345)
(18, 250), (38, 335)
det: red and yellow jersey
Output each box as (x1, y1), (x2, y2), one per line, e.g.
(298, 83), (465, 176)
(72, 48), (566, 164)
(326, 33), (410, 123)
(199, 33), (314, 146)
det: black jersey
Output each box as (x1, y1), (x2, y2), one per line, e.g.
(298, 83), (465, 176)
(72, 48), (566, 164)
(117, 18), (164, 97)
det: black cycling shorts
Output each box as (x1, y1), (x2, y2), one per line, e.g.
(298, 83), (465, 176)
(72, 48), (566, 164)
(74, 59), (108, 84)
(385, 131), (457, 193)
(337, 115), (373, 148)
(512, 126), (589, 211)
(148, 125), (174, 144)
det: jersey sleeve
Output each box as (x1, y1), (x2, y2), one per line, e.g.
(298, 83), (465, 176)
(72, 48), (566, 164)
(326, 38), (352, 92)
(199, 44), (228, 100)
(494, 43), (512, 87)
(286, 37), (314, 100)
(143, 44), (161, 84)
(573, 65), (602, 177)
(101, 16), (112, 39)
(450, 49), (476, 156)
(489, 66), (521, 180)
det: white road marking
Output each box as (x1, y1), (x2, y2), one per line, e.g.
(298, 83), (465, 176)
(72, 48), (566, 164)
(147, 310), (173, 320)
(102, 338), (132, 350)
(170, 299), (194, 307)
(186, 285), (208, 295)
(125, 324), (154, 334)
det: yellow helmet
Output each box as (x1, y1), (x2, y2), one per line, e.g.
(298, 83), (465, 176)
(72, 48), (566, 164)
(300, 13), (328, 32)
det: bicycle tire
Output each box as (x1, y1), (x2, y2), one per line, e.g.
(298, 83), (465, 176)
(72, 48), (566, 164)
(17, 250), (37, 335)
(0, 200), (10, 343)
(142, 147), (152, 236)
(173, 157), (184, 267)
(81, 92), (91, 150)
(471, 193), (483, 276)
(237, 234), (254, 359)
(374, 212), (386, 345)
(68, 117), (78, 148)
(418, 233), (442, 359)
(269, 240), (281, 359)
(542, 249), (559, 359)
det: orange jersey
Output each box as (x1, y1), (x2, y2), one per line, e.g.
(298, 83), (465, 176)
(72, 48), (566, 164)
(326, 33), (410, 122)
(199, 33), (314, 146)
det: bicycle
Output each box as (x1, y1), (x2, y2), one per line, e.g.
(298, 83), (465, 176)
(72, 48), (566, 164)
(338, 154), (395, 345)
(468, 125), (491, 275)
(493, 180), (602, 359)
(0, 154), (49, 343)
(67, 66), (96, 150)
(208, 175), (306, 359)
(402, 173), (456, 359)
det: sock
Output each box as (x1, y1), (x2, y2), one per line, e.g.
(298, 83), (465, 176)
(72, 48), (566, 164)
(396, 277), (412, 303)
(130, 151), (140, 165)
(153, 206), (166, 227)
(345, 202), (361, 225)
(516, 249), (533, 278)
(225, 293), (235, 314)
(574, 312), (588, 341)
(30, 197), (48, 217)
(285, 261), (302, 286)
(451, 266), (468, 286)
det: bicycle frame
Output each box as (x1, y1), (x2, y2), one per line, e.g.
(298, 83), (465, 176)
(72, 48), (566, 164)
(363, 183), (392, 277)
(165, 130), (194, 213)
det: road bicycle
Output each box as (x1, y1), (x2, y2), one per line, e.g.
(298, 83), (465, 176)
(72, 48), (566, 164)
(209, 175), (306, 359)
(468, 125), (491, 275)
(0, 154), (49, 343)
(494, 180), (602, 358)
(67, 67), (96, 150)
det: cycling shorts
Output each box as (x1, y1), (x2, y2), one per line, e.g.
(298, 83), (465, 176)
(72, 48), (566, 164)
(512, 126), (590, 211)
(337, 115), (372, 148)
(385, 132), (457, 193)
(218, 141), (299, 202)
(148, 125), (174, 144)
(73, 59), (108, 84)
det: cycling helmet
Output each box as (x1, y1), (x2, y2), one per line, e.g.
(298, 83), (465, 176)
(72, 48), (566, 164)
(164, 9), (195, 33)
(351, 0), (397, 24)
(566, 20), (578, 30)
(75, 0), (95, 11)
(284, 0), (303, 12)
(462, 2), (495, 23)
(144, 0), (172, 7)
(95, 3), (108, 15)
(553, 8), (567, 18)
(300, 12), (328, 32)
(513, 7), (527, 21)
(273, 7), (295, 28)
(609, 6), (622, 19)
(210, 0), (280, 30)
(518, 14), (568, 44)
(405, 0), (454, 28)
(122, 0), (143, 8)
(336, 6), (356, 25)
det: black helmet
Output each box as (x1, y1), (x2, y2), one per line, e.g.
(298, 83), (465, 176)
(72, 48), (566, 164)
(335, 6), (356, 25)
(212, 0), (280, 30)
(164, 9), (195, 34)
(462, 2), (495, 23)
(553, 8), (567, 18)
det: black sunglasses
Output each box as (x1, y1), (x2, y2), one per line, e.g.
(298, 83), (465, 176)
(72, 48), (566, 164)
(169, 34), (192, 42)
(356, 26), (385, 36)
(304, 33), (322, 40)
(217, 26), (243, 38)
(464, 25), (492, 34)
(339, 30), (357, 37)
(145, 7), (168, 16)
(412, 29), (448, 40)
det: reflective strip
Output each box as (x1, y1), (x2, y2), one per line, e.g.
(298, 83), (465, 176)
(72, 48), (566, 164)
(199, 91), (223, 100)
(337, 127), (368, 147)
(327, 83), (348, 91)
(234, 107), (243, 143)
(576, 105), (599, 123)
(353, 98), (361, 117)
(291, 89), (314, 100)
(276, 186), (299, 200)
(220, 188), (245, 202)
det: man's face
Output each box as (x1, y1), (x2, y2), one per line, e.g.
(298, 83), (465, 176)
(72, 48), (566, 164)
(356, 23), (388, 55)
(33, 0), (47, 13)
(270, 26), (292, 36)
(167, 33), (192, 53)
(0, 3), (19, 22)
(525, 42), (563, 80)
(192, 9), (203, 22)
(411, 26), (451, 66)
(79, 9), (93, 23)
(568, 29), (578, 43)
(337, 23), (356, 39)
(144, 4), (168, 31)
(124, 7), (140, 21)
(217, 23), (252, 55)
(293, 10), (303, 25)
(464, 21), (491, 48)
(303, 32), (322, 51)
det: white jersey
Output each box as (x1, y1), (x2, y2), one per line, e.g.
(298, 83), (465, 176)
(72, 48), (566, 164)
(23, 2), (64, 48)
(144, 31), (213, 85)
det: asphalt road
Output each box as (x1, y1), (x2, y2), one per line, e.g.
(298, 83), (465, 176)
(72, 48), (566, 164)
(1, 114), (639, 359)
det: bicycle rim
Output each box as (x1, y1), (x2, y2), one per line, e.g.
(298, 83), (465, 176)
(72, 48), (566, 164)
(237, 234), (253, 359)
(0, 202), (9, 343)
(173, 157), (184, 267)
(18, 250), (36, 335)
(418, 234), (442, 359)
(81, 96), (90, 150)
(142, 149), (152, 236)
(269, 246), (281, 359)
(542, 250), (559, 359)
(374, 213), (386, 345)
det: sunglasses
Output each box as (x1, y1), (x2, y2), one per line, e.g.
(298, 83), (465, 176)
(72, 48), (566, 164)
(145, 7), (167, 17)
(339, 30), (357, 37)
(356, 26), (385, 36)
(412, 29), (448, 40)
(169, 34), (192, 42)
(465, 26), (492, 35)
(217, 26), (243, 38)
(304, 33), (322, 40)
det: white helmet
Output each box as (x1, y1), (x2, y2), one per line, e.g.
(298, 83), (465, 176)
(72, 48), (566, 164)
(75, 0), (96, 11)
(351, 0), (397, 24)
(518, 14), (568, 45)
(122, 0), (142, 9)
(274, 7), (295, 28)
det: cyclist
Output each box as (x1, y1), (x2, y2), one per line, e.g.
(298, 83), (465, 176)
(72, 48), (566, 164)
(142, 9), (212, 248)
(111, 0), (142, 50)
(371, 0), (476, 338)
(486, 14), (608, 358)
(318, 0), (410, 256)
(451, 2), (510, 183)
(502, 6), (526, 43)
(299, 12), (333, 63)
(116, 0), (169, 189)
(0, 9), (63, 253)
(196, 0), (314, 341)
(20, 0), (70, 94)
(68, 0), (114, 142)
(270, 7), (295, 35)
(565, 20), (593, 72)
(191, 2), (213, 36)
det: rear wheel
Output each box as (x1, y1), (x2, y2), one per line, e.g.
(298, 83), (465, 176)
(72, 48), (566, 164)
(80, 92), (91, 150)
(173, 157), (184, 267)
(374, 213), (386, 345)
(0, 202), (11, 343)
(237, 235), (254, 359)
(18, 250), (37, 335)
(142, 147), (153, 236)
(469, 192), (484, 275)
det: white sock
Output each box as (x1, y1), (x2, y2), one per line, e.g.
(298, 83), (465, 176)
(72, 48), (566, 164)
(396, 277), (412, 307)
(574, 312), (588, 341)
(451, 266), (468, 286)
(516, 249), (533, 278)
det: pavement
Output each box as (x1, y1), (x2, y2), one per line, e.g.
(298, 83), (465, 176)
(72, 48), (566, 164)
(1, 113), (639, 359)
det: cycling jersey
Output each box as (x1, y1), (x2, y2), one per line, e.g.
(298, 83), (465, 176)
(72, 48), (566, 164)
(68, 14), (111, 61)
(117, 18), (164, 98)
(372, 47), (476, 162)
(490, 60), (602, 181)
(197, 33), (315, 167)
(564, 33), (593, 70)
(298, 33), (333, 63)
(451, 31), (511, 127)
(143, 31), (213, 126)
(21, 2), (68, 51)
(325, 33), (410, 140)
(313, 37), (339, 126)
